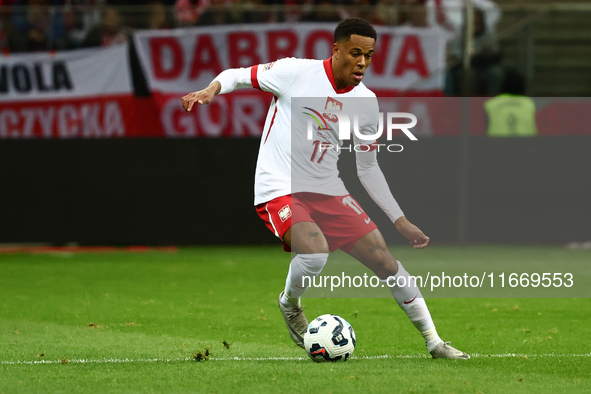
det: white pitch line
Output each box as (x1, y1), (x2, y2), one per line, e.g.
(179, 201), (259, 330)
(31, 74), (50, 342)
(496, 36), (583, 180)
(1, 353), (590, 365)
(0, 358), (192, 365)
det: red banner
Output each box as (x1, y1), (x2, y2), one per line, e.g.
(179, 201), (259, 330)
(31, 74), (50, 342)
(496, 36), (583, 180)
(1, 95), (136, 138)
(133, 24), (447, 137)
(2, 27), (589, 138)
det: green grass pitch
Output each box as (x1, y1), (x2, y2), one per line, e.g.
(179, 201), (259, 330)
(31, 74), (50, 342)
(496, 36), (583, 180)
(1, 246), (590, 393)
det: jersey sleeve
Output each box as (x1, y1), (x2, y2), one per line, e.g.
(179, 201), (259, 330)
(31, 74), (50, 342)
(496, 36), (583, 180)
(212, 67), (252, 94)
(353, 98), (405, 224)
(250, 57), (300, 97)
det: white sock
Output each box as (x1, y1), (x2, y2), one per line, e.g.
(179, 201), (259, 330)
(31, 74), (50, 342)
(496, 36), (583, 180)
(384, 260), (443, 352)
(281, 253), (329, 308)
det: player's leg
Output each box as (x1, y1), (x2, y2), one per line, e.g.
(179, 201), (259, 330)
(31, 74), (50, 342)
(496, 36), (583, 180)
(255, 196), (332, 348)
(277, 222), (330, 348)
(256, 196), (329, 347)
(348, 229), (469, 359)
(284, 221), (330, 254)
(281, 221), (330, 305)
(347, 229), (440, 343)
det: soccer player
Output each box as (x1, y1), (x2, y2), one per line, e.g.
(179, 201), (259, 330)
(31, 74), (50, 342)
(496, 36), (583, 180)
(181, 18), (469, 359)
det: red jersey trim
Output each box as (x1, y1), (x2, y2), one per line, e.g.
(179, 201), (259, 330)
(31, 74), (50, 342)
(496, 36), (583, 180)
(323, 57), (354, 94)
(263, 96), (278, 144)
(251, 65), (261, 90)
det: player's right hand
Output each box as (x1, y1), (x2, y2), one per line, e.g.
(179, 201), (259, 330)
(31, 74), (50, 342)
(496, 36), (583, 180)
(181, 85), (216, 112)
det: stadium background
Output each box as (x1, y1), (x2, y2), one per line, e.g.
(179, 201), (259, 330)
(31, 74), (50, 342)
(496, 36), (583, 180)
(1, 0), (590, 247)
(1, 3), (591, 393)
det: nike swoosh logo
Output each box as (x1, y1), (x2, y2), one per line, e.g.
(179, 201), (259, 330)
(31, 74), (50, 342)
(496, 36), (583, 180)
(404, 295), (418, 304)
(364, 218), (370, 224)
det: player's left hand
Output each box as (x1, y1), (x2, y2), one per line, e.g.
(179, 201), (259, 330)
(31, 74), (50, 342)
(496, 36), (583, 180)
(394, 216), (430, 249)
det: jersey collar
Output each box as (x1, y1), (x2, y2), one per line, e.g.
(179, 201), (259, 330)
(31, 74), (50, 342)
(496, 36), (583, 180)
(323, 57), (355, 94)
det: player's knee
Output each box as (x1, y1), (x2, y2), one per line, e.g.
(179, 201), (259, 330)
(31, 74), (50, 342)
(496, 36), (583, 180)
(294, 238), (329, 254)
(371, 254), (398, 278)
(289, 223), (329, 254)
(290, 233), (329, 253)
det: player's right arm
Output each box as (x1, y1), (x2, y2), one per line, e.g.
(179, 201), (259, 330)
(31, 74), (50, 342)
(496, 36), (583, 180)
(355, 144), (430, 249)
(354, 98), (430, 249)
(181, 58), (300, 112)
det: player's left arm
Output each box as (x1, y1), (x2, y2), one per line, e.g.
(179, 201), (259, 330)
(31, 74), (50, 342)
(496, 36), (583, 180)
(354, 117), (429, 249)
(182, 58), (299, 112)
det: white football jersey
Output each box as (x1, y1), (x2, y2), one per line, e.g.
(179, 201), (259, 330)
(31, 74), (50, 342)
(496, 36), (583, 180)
(247, 57), (380, 206)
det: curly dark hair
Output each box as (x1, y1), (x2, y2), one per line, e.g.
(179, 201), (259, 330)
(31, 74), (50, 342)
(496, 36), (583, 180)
(334, 18), (377, 43)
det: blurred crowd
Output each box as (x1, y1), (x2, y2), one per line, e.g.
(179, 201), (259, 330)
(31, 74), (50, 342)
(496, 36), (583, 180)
(0, 0), (505, 95)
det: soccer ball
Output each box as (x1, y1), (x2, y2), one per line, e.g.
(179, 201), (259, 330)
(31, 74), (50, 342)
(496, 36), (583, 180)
(303, 314), (356, 362)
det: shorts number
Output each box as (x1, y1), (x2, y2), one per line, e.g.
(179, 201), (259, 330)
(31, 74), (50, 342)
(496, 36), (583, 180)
(342, 196), (364, 215)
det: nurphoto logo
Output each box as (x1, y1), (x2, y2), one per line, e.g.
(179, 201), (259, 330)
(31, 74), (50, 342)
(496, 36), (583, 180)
(304, 109), (418, 153)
